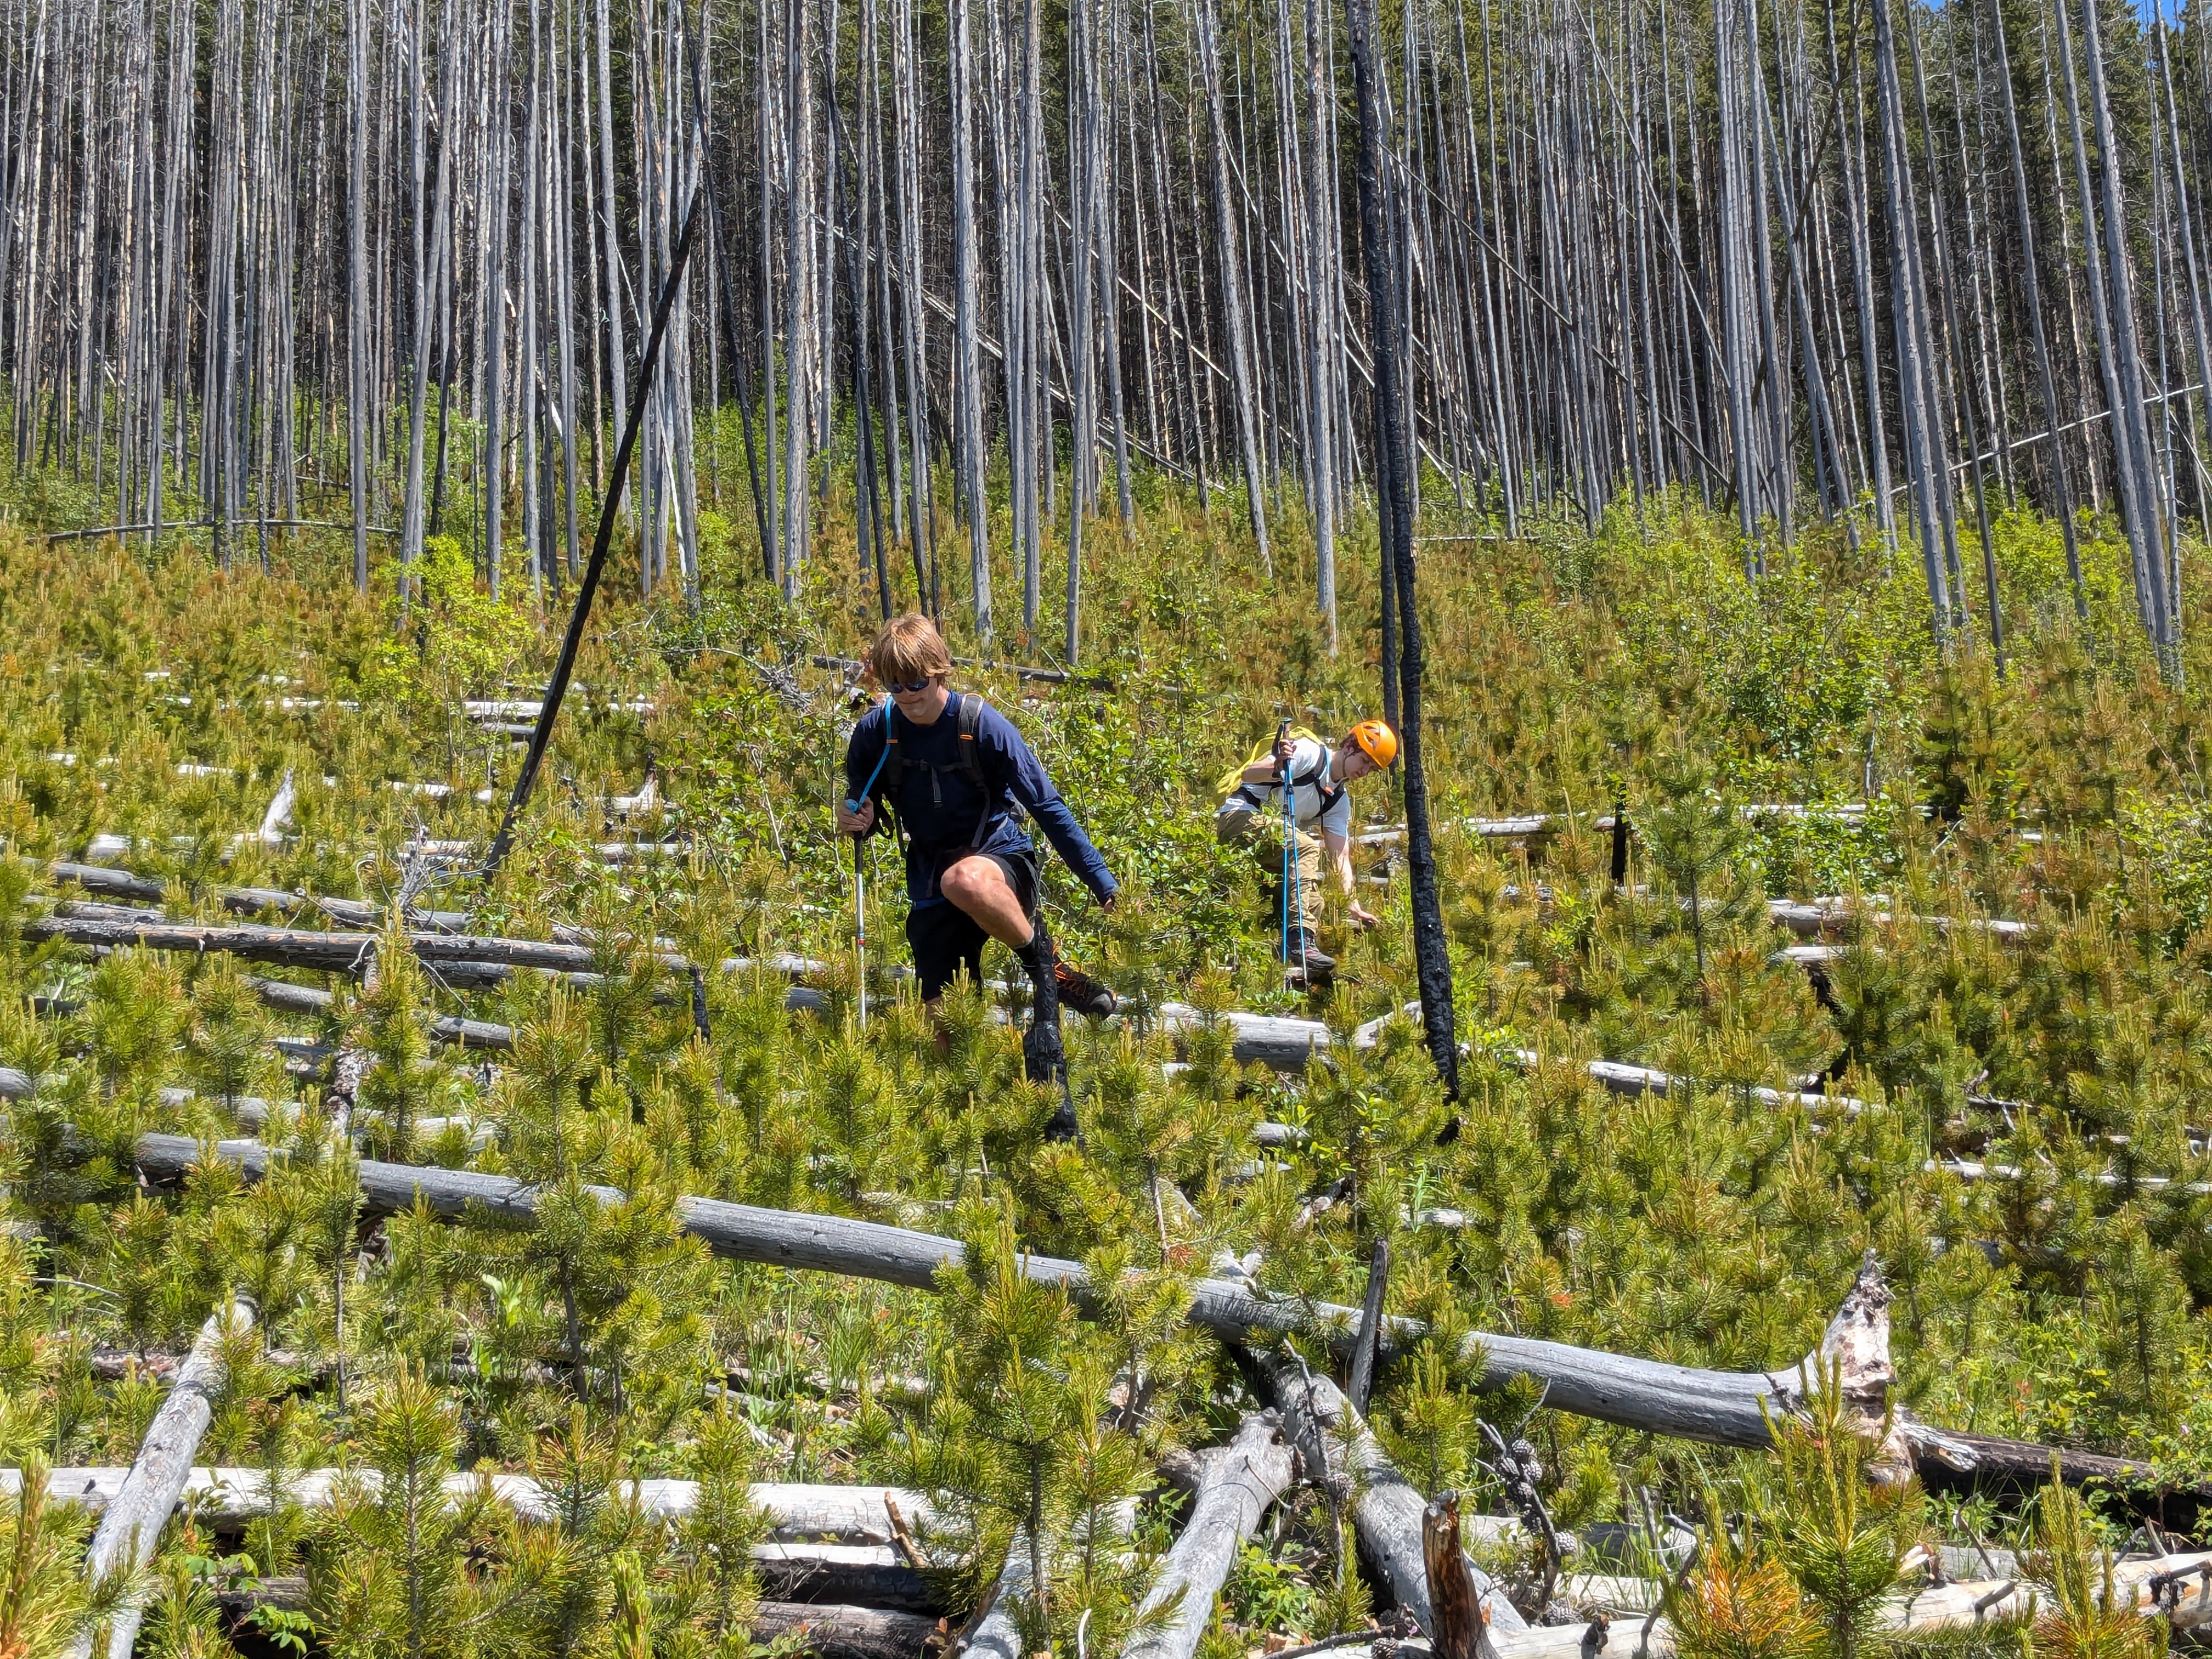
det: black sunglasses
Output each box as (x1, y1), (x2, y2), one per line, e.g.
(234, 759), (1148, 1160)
(887, 676), (937, 695)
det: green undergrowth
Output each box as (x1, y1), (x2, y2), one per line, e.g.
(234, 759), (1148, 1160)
(0, 478), (2205, 1656)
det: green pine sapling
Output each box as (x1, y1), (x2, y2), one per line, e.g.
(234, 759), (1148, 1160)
(906, 1207), (1156, 1651)
(354, 908), (447, 1162)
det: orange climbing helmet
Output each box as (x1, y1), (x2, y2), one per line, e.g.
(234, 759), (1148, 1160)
(1350, 719), (1398, 768)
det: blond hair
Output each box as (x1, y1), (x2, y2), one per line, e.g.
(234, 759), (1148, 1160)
(866, 613), (953, 688)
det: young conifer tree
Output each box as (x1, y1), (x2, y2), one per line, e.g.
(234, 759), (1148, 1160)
(905, 1207), (1155, 1651)
(354, 908), (444, 1162)
(1757, 1363), (1920, 1659)
(1635, 731), (1759, 989)
(185, 954), (273, 1119)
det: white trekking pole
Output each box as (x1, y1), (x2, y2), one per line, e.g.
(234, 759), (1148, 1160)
(1277, 719), (1308, 990)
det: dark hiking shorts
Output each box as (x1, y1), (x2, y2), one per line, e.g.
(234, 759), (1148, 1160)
(907, 849), (1041, 1000)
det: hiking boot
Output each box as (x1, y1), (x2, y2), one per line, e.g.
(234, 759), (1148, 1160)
(1054, 960), (1117, 1020)
(1284, 929), (1335, 975)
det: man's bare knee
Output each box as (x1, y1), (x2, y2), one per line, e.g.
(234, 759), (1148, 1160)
(942, 858), (1003, 908)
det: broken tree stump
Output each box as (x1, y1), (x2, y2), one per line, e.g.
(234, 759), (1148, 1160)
(1423, 1491), (1500, 1659)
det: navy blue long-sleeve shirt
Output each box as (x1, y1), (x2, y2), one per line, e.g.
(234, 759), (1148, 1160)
(844, 694), (1119, 906)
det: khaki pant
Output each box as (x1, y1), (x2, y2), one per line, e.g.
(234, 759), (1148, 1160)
(1218, 804), (1323, 933)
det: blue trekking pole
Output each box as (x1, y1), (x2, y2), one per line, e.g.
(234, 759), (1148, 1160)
(846, 698), (893, 1028)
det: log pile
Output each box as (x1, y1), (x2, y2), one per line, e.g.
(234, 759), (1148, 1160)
(118, 1134), (2183, 1504)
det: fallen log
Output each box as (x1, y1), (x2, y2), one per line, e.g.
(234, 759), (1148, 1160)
(1125, 1413), (1296, 1659)
(1931, 1156), (2212, 1200)
(959, 1528), (1031, 1659)
(752, 1543), (943, 1614)
(32, 904), (659, 974)
(1765, 899), (2034, 944)
(208, 1582), (934, 1659)
(752, 1600), (944, 1659)
(67, 1296), (255, 1659)
(27, 902), (837, 1003)
(1899, 1423), (2187, 1494)
(1255, 1353), (1525, 1637)
(120, 1136), (2179, 1492)
(1355, 805), (1882, 849)
(49, 862), (476, 933)
(242, 976), (511, 1051)
(8, 1466), (937, 1542)
(1483, 1549), (2212, 1659)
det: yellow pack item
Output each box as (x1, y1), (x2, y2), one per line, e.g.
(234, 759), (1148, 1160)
(1215, 726), (1328, 800)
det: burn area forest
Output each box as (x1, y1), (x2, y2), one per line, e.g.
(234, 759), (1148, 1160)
(0, 0), (2211, 1649)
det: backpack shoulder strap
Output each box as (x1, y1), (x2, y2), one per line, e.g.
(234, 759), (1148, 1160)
(955, 693), (1017, 847)
(1291, 747), (1347, 818)
(877, 702), (905, 800)
(953, 693), (992, 792)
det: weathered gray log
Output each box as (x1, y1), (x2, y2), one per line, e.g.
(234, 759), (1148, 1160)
(208, 1582), (933, 1659)
(1900, 1423), (2176, 1491)
(1764, 899), (2033, 944)
(960, 1530), (1031, 1659)
(240, 976), (511, 1051)
(1255, 1354), (1526, 1636)
(1125, 1413), (1296, 1659)
(29, 904), (831, 1012)
(32, 905), (641, 973)
(10, 1466), (935, 1541)
(27, 906), (830, 1017)
(50, 863), (474, 932)
(118, 1138), (2180, 1488)
(1934, 1156), (2211, 1200)
(67, 1297), (256, 1659)
(106, 1135), (1888, 1452)
(1483, 1549), (2212, 1659)
(752, 1600), (944, 1659)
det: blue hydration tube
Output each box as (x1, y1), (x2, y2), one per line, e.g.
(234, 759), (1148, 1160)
(845, 697), (893, 815)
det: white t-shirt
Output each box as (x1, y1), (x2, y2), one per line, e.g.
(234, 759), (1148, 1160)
(1238, 736), (1352, 837)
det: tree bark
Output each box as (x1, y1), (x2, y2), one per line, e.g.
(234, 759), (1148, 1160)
(1347, 0), (1455, 1098)
(1254, 1355), (1526, 1636)
(1124, 1414), (1296, 1659)
(1423, 1491), (1499, 1659)
(65, 1298), (256, 1659)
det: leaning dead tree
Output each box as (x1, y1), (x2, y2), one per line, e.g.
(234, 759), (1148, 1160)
(3, 0), (2209, 656)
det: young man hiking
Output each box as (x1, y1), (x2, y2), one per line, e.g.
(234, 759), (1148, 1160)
(836, 613), (1118, 1136)
(1216, 720), (1397, 984)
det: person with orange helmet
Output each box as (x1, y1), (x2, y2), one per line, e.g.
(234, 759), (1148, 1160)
(1216, 718), (1398, 983)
